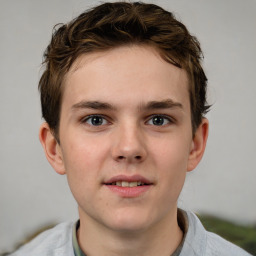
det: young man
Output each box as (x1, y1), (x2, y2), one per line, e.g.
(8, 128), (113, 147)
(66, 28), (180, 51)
(11, 2), (251, 256)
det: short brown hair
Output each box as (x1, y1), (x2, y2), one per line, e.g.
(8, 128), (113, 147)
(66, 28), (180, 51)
(39, 1), (210, 140)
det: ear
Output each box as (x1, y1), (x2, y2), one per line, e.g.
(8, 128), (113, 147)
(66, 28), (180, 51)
(187, 118), (209, 172)
(39, 122), (66, 175)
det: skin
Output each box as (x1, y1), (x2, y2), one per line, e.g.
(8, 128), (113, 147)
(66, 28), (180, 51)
(40, 45), (208, 256)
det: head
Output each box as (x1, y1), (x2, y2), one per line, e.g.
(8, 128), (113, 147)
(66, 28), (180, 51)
(39, 1), (209, 142)
(39, 2), (210, 239)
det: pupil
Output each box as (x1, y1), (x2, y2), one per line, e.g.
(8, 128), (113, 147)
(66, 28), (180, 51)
(153, 116), (164, 125)
(92, 116), (103, 126)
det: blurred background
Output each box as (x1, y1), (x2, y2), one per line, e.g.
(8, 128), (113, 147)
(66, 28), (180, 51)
(0, 0), (255, 254)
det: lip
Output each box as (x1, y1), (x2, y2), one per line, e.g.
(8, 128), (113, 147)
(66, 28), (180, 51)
(103, 174), (153, 198)
(104, 174), (152, 185)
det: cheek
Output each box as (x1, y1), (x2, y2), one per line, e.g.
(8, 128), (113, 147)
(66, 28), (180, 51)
(62, 134), (107, 168)
(61, 137), (107, 193)
(151, 134), (191, 170)
(150, 135), (191, 190)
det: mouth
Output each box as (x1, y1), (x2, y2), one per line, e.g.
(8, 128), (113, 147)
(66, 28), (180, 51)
(103, 175), (153, 198)
(105, 181), (150, 187)
(104, 174), (152, 186)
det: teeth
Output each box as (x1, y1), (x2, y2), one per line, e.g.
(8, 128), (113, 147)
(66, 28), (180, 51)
(113, 181), (145, 187)
(129, 181), (137, 187)
(121, 181), (129, 187)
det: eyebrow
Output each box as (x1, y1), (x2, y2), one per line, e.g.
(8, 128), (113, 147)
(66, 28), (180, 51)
(141, 99), (183, 111)
(71, 99), (183, 111)
(72, 101), (115, 110)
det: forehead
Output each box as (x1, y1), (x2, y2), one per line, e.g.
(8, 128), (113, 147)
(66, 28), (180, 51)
(62, 45), (190, 109)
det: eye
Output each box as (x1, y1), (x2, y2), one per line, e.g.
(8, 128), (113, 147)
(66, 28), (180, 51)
(83, 115), (108, 126)
(147, 115), (172, 126)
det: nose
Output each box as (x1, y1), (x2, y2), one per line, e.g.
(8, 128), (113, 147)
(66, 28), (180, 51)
(111, 124), (147, 163)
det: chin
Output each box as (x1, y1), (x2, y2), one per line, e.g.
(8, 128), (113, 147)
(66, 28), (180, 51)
(104, 209), (153, 233)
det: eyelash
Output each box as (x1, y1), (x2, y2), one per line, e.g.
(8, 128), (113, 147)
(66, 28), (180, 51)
(146, 114), (174, 126)
(81, 115), (110, 126)
(81, 114), (174, 127)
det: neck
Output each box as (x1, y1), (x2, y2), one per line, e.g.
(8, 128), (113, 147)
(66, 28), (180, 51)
(77, 208), (183, 256)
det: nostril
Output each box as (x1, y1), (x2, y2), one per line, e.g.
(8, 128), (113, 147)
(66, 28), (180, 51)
(116, 155), (142, 161)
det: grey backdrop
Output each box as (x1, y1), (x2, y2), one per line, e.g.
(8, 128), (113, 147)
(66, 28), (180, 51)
(1, 0), (256, 253)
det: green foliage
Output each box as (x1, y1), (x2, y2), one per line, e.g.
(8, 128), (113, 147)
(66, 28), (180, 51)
(198, 214), (256, 255)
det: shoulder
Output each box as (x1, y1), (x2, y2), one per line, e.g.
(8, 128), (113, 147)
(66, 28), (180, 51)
(205, 230), (251, 256)
(180, 209), (252, 256)
(9, 222), (75, 256)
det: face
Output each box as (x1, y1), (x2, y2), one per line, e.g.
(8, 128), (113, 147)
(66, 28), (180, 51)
(41, 45), (208, 234)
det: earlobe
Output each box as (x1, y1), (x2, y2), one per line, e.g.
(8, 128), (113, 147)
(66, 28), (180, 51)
(39, 122), (66, 175)
(187, 118), (209, 172)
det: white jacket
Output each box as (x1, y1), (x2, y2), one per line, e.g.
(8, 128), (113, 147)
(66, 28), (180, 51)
(10, 210), (252, 256)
